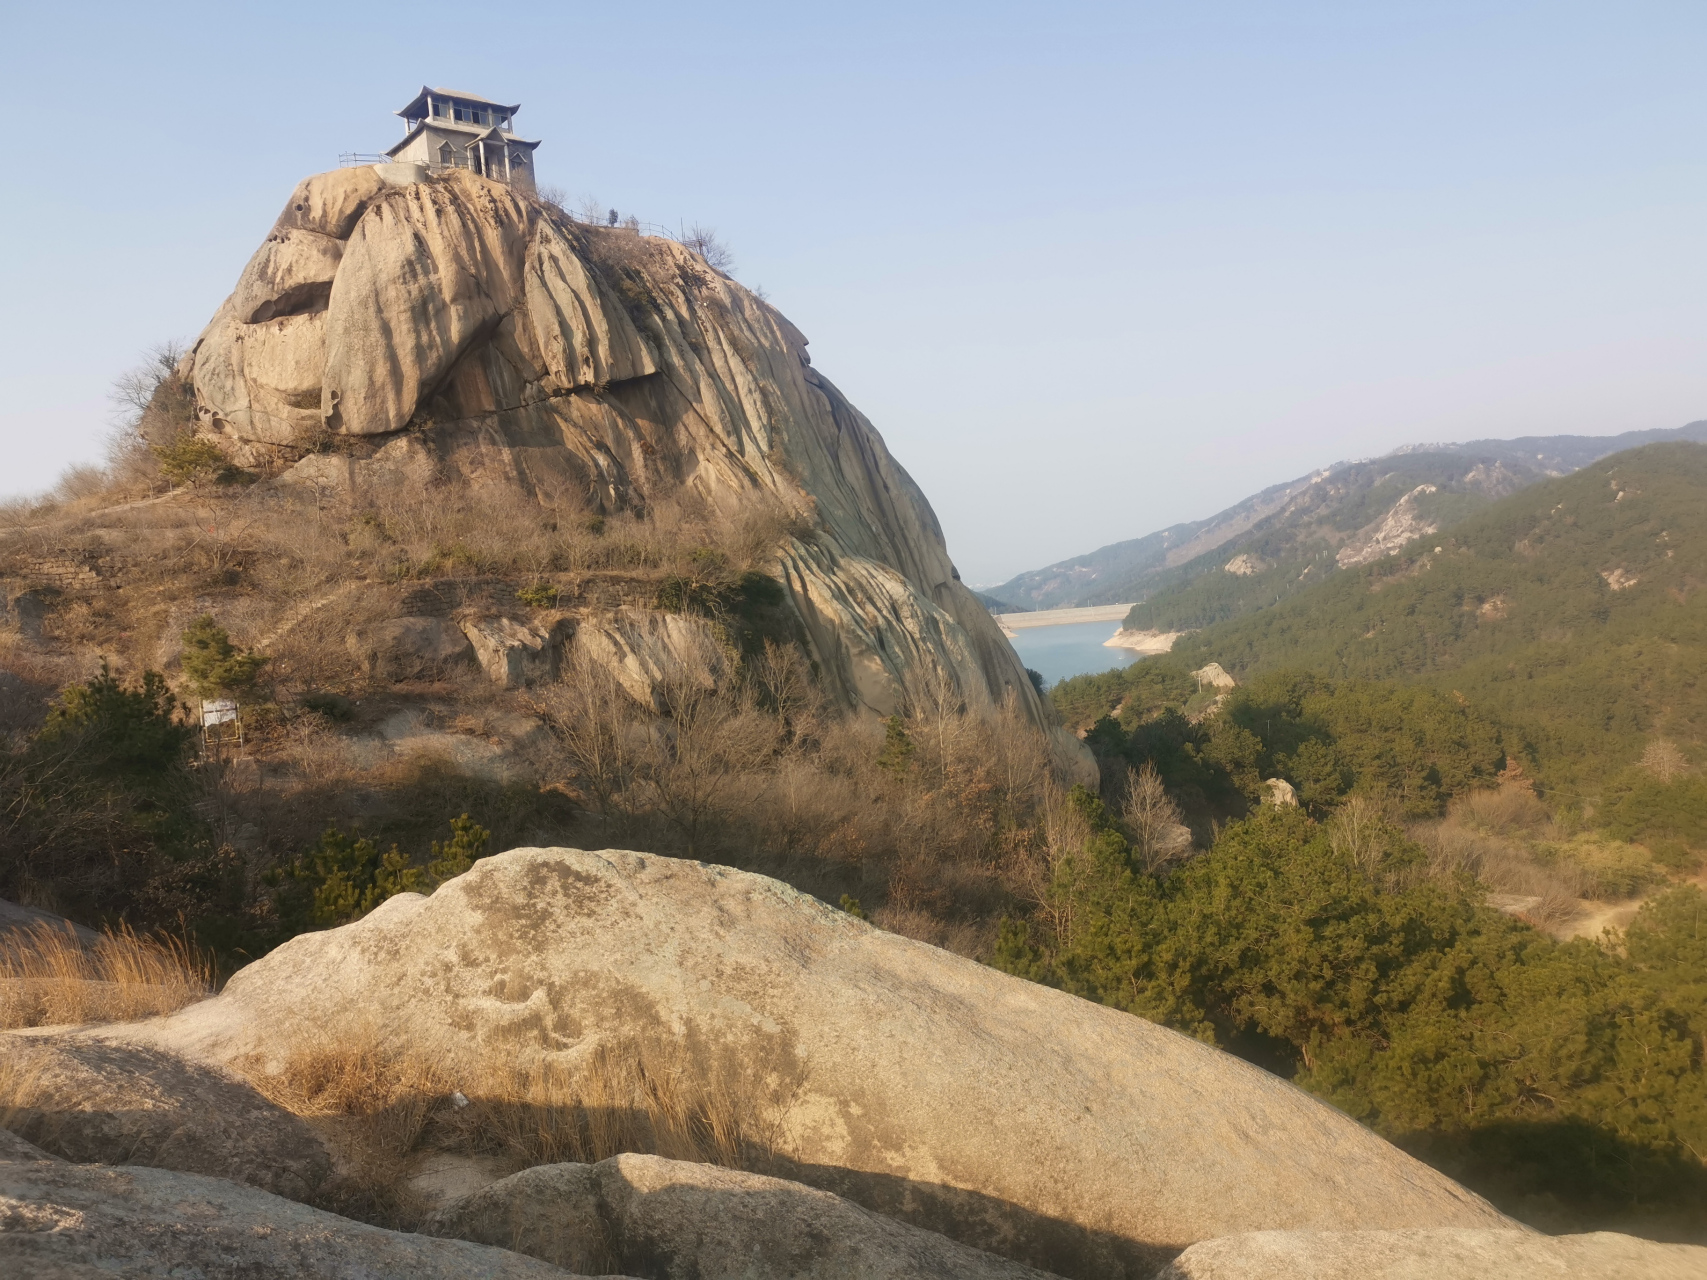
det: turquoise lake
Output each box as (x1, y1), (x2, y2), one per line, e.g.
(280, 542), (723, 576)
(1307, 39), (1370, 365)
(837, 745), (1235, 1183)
(1006, 620), (1144, 688)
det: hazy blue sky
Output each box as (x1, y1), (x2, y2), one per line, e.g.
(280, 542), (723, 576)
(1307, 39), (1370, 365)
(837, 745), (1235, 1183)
(2, 2), (1702, 583)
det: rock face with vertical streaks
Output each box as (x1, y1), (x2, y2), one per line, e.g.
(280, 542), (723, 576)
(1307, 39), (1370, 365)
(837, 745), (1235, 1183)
(183, 167), (1061, 738)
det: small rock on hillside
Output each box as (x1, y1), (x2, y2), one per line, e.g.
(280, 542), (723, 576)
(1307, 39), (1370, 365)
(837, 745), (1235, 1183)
(1192, 662), (1237, 690)
(129, 847), (1514, 1279)
(1155, 1228), (1707, 1280)
(347, 616), (475, 681)
(0, 1033), (330, 1200)
(425, 1152), (1061, 1280)
(0, 1145), (603, 1279)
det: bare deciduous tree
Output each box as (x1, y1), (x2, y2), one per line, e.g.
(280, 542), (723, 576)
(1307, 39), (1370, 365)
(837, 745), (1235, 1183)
(1328, 794), (1391, 877)
(1641, 738), (1689, 783)
(681, 225), (735, 274)
(1120, 764), (1191, 874)
(529, 656), (646, 827)
(108, 341), (185, 425)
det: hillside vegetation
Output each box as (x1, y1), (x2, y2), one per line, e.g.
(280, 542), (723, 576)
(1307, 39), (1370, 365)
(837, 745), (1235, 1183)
(1167, 441), (1707, 798)
(1118, 451), (1515, 633)
(996, 796), (1707, 1238)
(1028, 442), (1707, 1237)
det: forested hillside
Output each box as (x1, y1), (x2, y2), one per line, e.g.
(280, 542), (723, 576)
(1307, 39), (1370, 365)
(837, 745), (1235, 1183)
(1028, 441), (1707, 1239)
(1118, 450), (1521, 632)
(1166, 441), (1707, 795)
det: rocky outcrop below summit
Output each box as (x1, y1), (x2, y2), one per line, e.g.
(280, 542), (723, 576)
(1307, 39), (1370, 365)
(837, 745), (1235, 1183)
(1334, 484), (1440, 568)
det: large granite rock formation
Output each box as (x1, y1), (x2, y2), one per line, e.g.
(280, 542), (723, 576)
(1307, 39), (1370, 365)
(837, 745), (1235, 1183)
(181, 166), (1045, 730)
(128, 846), (1514, 1279)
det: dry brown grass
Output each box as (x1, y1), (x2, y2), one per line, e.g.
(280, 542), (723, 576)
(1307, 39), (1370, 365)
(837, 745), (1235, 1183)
(0, 921), (213, 1029)
(0, 1052), (47, 1139)
(521, 653), (1060, 956)
(1455, 784), (1557, 839)
(1, 425), (1058, 962)
(234, 1029), (780, 1226)
(1411, 784), (1666, 932)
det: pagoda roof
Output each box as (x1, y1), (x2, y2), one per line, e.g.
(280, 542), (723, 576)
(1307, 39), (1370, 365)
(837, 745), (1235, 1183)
(395, 85), (521, 118)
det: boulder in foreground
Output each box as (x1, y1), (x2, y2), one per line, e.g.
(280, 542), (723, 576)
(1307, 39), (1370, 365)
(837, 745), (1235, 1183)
(1156, 1228), (1707, 1279)
(131, 846), (1514, 1277)
(0, 1032), (329, 1200)
(0, 1134), (606, 1279)
(425, 1152), (1060, 1280)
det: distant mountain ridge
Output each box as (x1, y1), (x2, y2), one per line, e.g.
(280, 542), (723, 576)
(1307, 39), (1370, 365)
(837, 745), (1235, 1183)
(991, 420), (1707, 618)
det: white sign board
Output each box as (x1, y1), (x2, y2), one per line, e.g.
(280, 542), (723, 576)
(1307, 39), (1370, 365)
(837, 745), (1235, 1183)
(201, 699), (238, 727)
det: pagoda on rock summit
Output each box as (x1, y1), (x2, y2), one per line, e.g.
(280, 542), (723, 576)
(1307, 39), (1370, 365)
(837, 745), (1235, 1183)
(383, 86), (539, 189)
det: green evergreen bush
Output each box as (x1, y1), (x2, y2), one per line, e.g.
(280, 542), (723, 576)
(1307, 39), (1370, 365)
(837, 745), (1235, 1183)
(179, 616), (267, 699)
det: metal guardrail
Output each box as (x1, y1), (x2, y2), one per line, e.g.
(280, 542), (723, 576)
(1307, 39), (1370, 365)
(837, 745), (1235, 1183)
(573, 216), (678, 238)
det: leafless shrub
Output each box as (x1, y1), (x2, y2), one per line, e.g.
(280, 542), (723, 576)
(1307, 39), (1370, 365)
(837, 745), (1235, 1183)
(279, 716), (361, 784)
(233, 1026), (786, 1227)
(1121, 763), (1192, 874)
(1328, 794), (1396, 877)
(109, 341), (185, 426)
(100, 339), (196, 498)
(1411, 812), (1593, 903)
(640, 678), (777, 858)
(1016, 781), (1093, 939)
(569, 194), (611, 225)
(1525, 885), (1584, 928)
(1641, 738), (1690, 782)
(52, 466), (110, 504)
(1457, 784), (1556, 839)
(680, 225), (735, 274)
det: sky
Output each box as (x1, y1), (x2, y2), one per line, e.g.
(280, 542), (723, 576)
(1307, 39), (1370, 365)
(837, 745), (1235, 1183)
(1, 2), (1702, 585)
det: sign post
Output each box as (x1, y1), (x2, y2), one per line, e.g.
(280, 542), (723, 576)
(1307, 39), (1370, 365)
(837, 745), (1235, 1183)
(201, 698), (242, 755)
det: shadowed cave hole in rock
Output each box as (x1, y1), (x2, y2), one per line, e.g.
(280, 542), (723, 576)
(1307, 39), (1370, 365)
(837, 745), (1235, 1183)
(247, 280), (334, 324)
